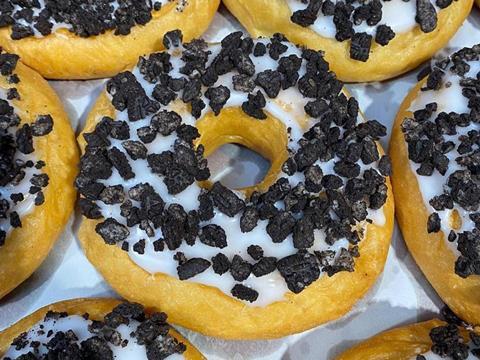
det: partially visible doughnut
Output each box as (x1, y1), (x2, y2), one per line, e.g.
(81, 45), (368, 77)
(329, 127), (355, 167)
(76, 30), (394, 339)
(391, 45), (480, 327)
(0, 298), (205, 360)
(223, 0), (472, 83)
(0, 53), (77, 299)
(0, 0), (220, 79)
(336, 319), (476, 360)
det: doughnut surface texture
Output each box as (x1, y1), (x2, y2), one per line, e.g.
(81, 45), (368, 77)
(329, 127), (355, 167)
(0, 298), (204, 360)
(77, 31), (394, 339)
(336, 319), (475, 360)
(0, 56), (77, 299)
(223, 0), (472, 82)
(0, 0), (220, 79)
(391, 46), (480, 327)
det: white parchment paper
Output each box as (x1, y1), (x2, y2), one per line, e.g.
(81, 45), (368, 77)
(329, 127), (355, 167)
(1, 6), (479, 360)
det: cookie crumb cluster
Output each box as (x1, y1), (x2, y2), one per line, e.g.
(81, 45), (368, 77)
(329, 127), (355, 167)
(0, 52), (51, 247)
(291, 0), (454, 62)
(415, 307), (480, 360)
(403, 45), (480, 278)
(4, 302), (186, 360)
(0, 0), (170, 40)
(77, 30), (390, 303)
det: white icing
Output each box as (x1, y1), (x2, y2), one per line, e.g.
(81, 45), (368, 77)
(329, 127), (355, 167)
(3, 315), (184, 360)
(0, 92), (40, 238)
(0, 152), (37, 235)
(286, 0), (424, 39)
(9, 0), (172, 38)
(408, 59), (480, 255)
(411, 350), (476, 359)
(95, 38), (387, 307)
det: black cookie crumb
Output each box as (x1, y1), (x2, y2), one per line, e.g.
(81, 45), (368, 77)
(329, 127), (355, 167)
(231, 284), (259, 302)
(177, 258), (211, 280)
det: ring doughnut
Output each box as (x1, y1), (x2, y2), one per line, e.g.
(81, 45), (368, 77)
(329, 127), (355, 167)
(336, 318), (477, 360)
(76, 30), (394, 339)
(0, 0), (220, 79)
(223, 0), (472, 83)
(391, 44), (480, 327)
(0, 298), (204, 360)
(0, 52), (77, 299)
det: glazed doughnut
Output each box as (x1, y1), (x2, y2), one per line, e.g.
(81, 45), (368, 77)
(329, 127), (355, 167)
(391, 45), (480, 327)
(336, 318), (478, 360)
(0, 298), (204, 360)
(0, 53), (77, 299)
(222, 0), (472, 83)
(0, 0), (220, 80)
(76, 30), (394, 339)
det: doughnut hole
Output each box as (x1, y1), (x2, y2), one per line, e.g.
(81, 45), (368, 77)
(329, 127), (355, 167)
(206, 144), (270, 189)
(195, 107), (289, 197)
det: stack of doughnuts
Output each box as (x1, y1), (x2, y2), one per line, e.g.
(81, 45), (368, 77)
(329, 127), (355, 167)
(0, 1), (479, 358)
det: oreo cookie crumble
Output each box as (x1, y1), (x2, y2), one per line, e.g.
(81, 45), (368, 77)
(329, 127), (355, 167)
(0, 52), (51, 247)
(402, 45), (480, 278)
(0, 0), (180, 40)
(3, 302), (186, 360)
(77, 30), (390, 305)
(289, 0), (455, 62)
(415, 309), (480, 360)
